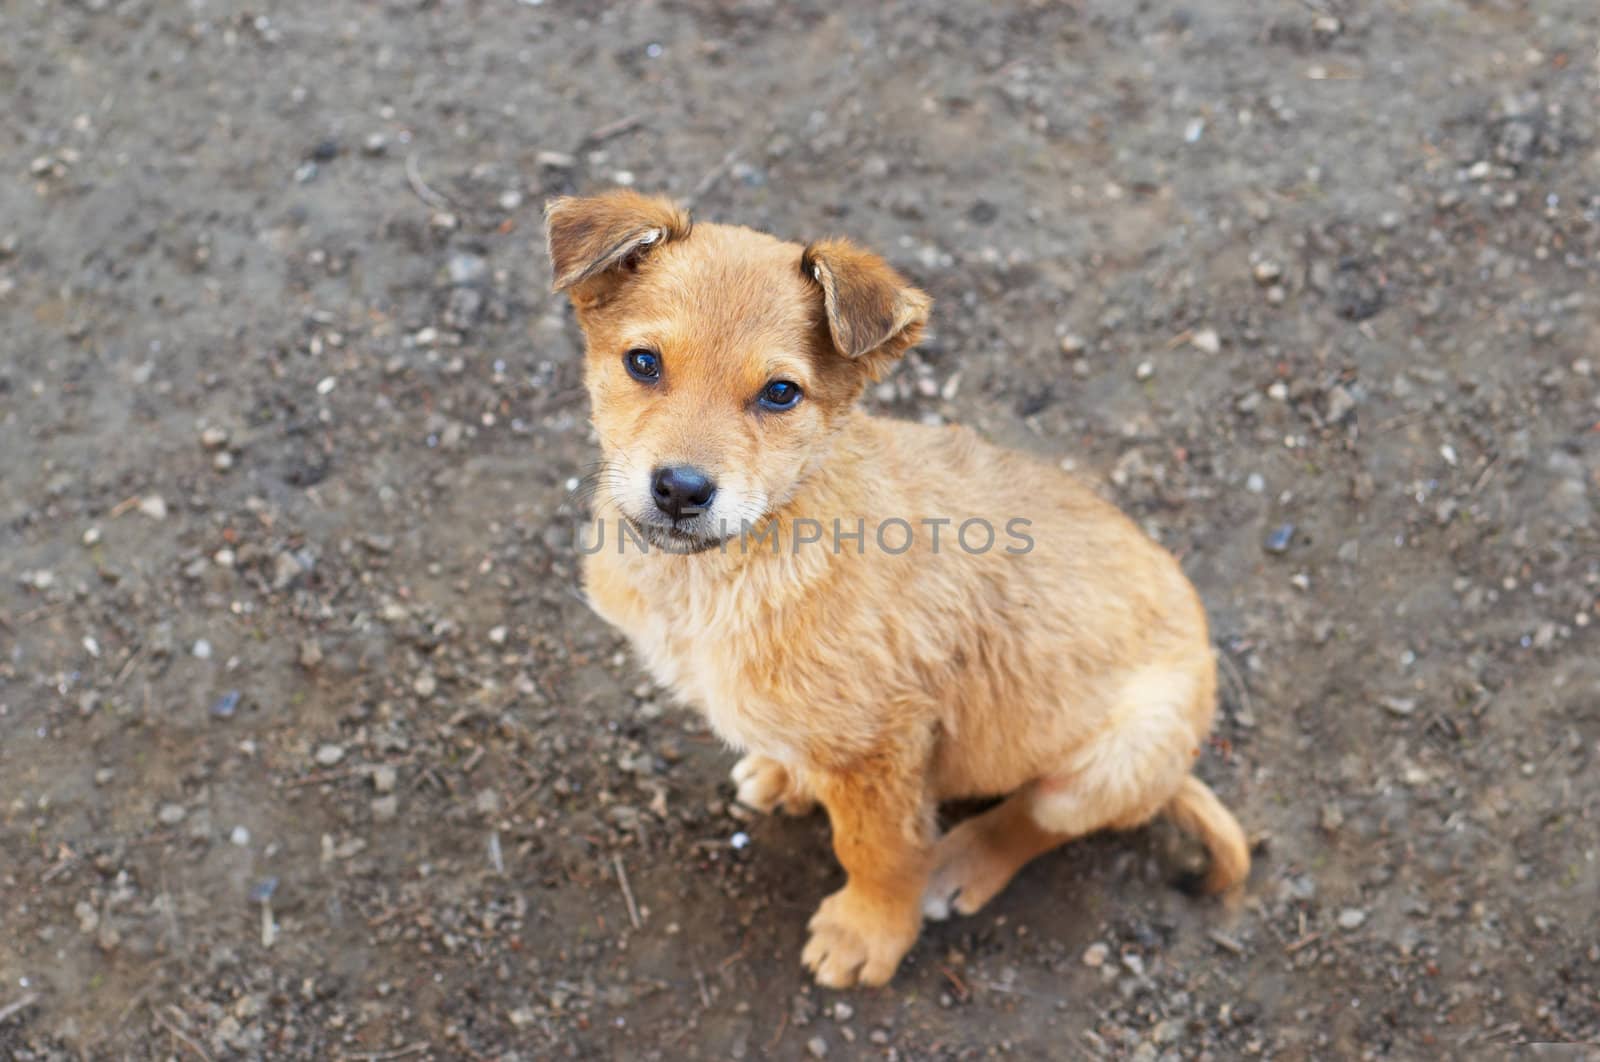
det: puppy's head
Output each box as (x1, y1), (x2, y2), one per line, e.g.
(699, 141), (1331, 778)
(547, 190), (929, 553)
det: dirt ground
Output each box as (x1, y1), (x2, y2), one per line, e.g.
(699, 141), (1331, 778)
(3, 1), (1598, 1058)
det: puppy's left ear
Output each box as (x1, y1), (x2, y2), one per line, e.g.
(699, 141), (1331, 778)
(802, 239), (931, 371)
(545, 190), (692, 306)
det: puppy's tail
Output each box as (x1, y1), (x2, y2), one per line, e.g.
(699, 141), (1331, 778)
(1164, 775), (1249, 895)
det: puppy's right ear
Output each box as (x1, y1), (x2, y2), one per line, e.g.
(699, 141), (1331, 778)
(545, 190), (692, 306)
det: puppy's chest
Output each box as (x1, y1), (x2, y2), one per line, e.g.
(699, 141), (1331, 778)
(629, 609), (795, 759)
(587, 563), (795, 759)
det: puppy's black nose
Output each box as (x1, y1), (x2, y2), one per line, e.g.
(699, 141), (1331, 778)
(651, 465), (716, 519)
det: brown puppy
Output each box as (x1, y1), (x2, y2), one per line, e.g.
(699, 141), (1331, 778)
(546, 190), (1249, 988)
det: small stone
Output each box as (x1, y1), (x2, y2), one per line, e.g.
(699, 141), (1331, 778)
(1252, 260), (1283, 285)
(833, 1002), (854, 1022)
(200, 426), (229, 450)
(536, 150), (576, 169)
(1338, 908), (1368, 930)
(413, 671), (437, 697)
(447, 252), (488, 286)
(1059, 333), (1086, 355)
(272, 552), (307, 591)
(138, 495), (168, 520)
(806, 1036), (829, 1059)
(213, 451), (235, 472)
(475, 789), (501, 816)
(1191, 328), (1221, 354)
(1246, 473), (1265, 494)
(315, 744), (345, 766)
(1320, 803), (1344, 832)
(158, 803), (188, 826)
(230, 825), (251, 847)
(1264, 523), (1295, 555)
(488, 625), (508, 645)
(1135, 360), (1154, 381)
(82, 527), (101, 546)
(1082, 941), (1110, 967)
(211, 690), (241, 718)
(94, 768), (115, 786)
(361, 133), (390, 156)
(372, 765), (398, 794)
(508, 1006), (537, 1029)
(75, 900), (99, 934)
(298, 639), (323, 670)
(1324, 384), (1356, 423)
(193, 639), (213, 660)
(372, 795), (399, 822)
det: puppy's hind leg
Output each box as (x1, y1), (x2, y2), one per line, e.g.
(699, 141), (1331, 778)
(925, 667), (1219, 919)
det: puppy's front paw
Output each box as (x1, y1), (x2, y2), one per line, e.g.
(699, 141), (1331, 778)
(730, 754), (815, 816)
(801, 887), (919, 988)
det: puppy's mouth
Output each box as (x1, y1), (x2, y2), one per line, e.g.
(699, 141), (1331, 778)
(623, 514), (729, 555)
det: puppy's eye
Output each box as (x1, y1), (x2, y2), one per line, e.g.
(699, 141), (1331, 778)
(623, 348), (661, 383)
(758, 380), (802, 411)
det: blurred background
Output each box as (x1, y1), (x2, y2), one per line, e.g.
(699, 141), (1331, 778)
(2, 1), (1597, 1057)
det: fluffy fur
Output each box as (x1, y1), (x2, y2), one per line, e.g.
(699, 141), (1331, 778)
(548, 190), (1249, 988)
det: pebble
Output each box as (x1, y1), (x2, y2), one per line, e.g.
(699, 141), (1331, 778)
(213, 451), (235, 472)
(82, 526), (101, 546)
(413, 671), (438, 697)
(372, 765), (398, 793)
(1338, 908), (1368, 930)
(230, 826), (251, 847)
(158, 803), (188, 825)
(361, 133), (390, 156)
(807, 1036), (829, 1058)
(488, 625), (508, 645)
(833, 1003), (854, 1022)
(1191, 328), (1221, 354)
(138, 495), (168, 520)
(1059, 333), (1086, 355)
(447, 252), (488, 286)
(1324, 384), (1357, 423)
(211, 690), (241, 718)
(372, 795), (399, 822)
(193, 639), (213, 660)
(272, 551), (308, 591)
(1082, 941), (1110, 967)
(1252, 260), (1283, 285)
(1135, 360), (1154, 381)
(315, 744), (346, 766)
(200, 426), (229, 450)
(1264, 523), (1295, 555)
(298, 639), (323, 669)
(1246, 473), (1265, 494)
